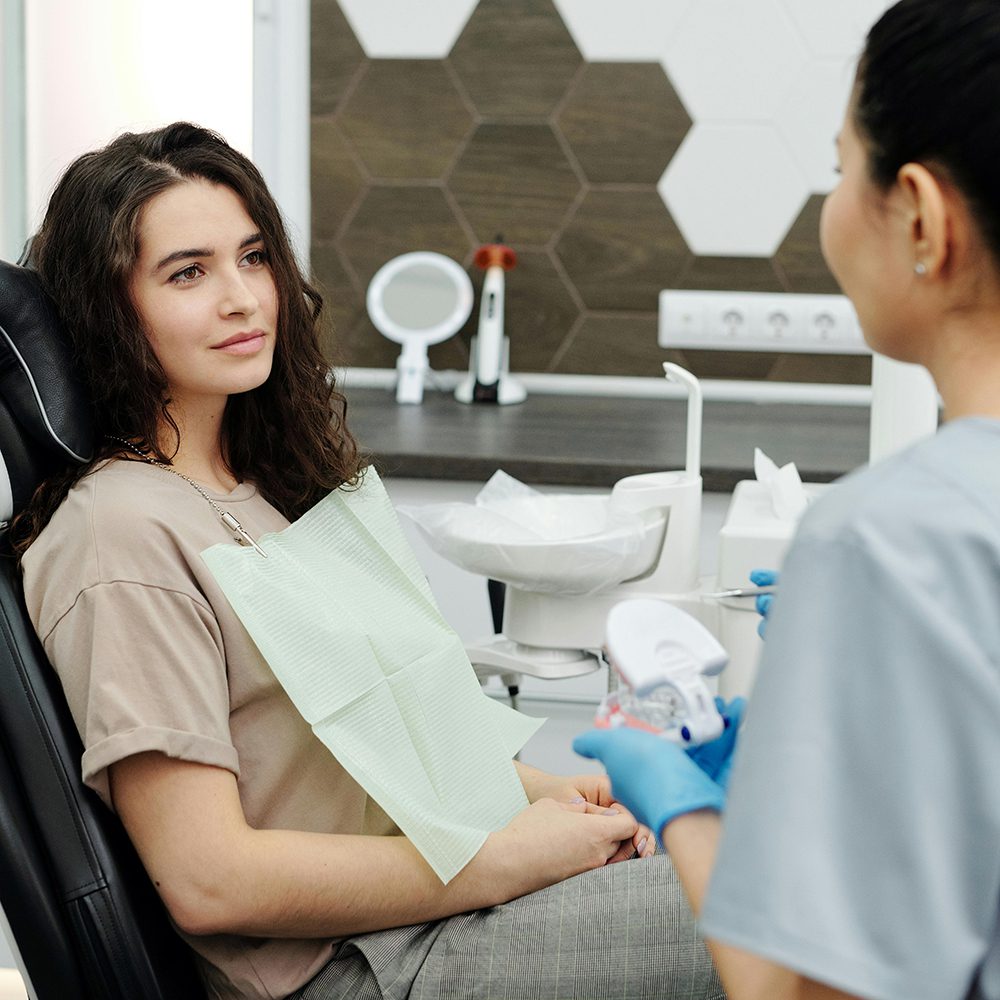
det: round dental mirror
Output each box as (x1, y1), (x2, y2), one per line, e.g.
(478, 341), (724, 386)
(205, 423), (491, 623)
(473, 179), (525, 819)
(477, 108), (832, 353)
(367, 252), (474, 404)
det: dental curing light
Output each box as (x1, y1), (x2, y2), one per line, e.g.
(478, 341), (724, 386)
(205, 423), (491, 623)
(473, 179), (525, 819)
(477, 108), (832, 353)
(455, 240), (527, 406)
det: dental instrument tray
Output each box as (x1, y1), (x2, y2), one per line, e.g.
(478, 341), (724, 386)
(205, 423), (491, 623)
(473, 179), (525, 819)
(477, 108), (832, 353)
(596, 599), (728, 745)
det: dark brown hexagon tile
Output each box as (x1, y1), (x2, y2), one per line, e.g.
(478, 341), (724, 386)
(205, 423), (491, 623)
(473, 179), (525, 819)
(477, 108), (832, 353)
(457, 250), (579, 373)
(344, 312), (471, 371)
(310, 241), (364, 363)
(448, 0), (582, 120)
(556, 190), (691, 311)
(339, 185), (473, 290)
(340, 61), (474, 180)
(677, 255), (786, 292)
(311, 119), (365, 242)
(449, 124), (581, 246)
(678, 349), (782, 381)
(554, 314), (683, 377)
(556, 64), (690, 185)
(342, 315), (401, 369)
(774, 195), (842, 294)
(311, 0), (366, 117)
(767, 353), (872, 384)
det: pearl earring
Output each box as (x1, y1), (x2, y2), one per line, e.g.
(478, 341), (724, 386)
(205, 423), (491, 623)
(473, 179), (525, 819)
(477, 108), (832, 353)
(914, 262), (928, 276)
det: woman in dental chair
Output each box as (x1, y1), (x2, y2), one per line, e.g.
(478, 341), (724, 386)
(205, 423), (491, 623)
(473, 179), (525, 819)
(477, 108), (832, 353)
(9, 124), (722, 1000)
(577, 2), (1000, 999)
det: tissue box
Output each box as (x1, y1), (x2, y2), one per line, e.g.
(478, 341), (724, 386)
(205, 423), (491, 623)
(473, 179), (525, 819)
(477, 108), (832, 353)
(717, 479), (826, 590)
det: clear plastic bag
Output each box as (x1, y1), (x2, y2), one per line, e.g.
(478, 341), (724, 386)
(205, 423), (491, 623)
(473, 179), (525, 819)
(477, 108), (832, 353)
(397, 471), (650, 597)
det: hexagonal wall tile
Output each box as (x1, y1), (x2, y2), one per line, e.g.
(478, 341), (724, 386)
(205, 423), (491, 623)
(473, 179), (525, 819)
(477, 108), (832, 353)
(556, 190), (690, 311)
(449, 124), (581, 247)
(340, 186), (472, 290)
(340, 61), (474, 180)
(310, 242), (365, 362)
(448, 0), (582, 120)
(662, 0), (807, 122)
(781, 0), (893, 59)
(311, 119), (365, 241)
(658, 124), (810, 257)
(311, 0), (366, 116)
(554, 314), (670, 377)
(678, 256), (785, 293)
(774, 195), (841, 295)
(775, 58), (856, 192)
(337, 0), (478, 58)
(552, 0), (695, 61)
(768, 352), (871, 384)
(556, 63), (690, 185)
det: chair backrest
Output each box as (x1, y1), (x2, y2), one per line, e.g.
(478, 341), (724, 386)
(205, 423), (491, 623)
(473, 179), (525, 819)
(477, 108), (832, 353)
(0, 259), (206, 999)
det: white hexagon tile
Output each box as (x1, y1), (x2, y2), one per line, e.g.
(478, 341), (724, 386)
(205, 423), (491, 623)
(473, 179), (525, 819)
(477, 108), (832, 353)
(658, 124), (810, 257)
(781, 0), (897, 59)
(337, 0), (478, 58)
(774, 58), (857, 193)
(552, 0), (695, 62)
(662, 0), (807, 123)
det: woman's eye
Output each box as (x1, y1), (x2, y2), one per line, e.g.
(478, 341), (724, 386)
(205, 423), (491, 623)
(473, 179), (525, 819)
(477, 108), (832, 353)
(170, 264), (203, 284)
(241, 249), (268, 267)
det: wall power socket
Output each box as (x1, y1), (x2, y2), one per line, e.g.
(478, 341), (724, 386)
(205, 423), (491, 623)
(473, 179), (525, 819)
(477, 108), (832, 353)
(658, 290), (869, 354)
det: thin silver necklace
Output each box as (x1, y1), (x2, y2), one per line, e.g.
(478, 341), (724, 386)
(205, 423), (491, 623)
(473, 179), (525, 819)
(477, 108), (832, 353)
(105, 435), (267, 557)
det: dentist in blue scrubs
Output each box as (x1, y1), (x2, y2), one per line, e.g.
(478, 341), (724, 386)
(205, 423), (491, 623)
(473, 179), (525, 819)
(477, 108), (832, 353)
(576, 2), (1000, 998)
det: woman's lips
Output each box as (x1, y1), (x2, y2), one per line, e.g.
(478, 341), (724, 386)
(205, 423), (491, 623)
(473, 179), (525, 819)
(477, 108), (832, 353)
(213, 331), (267, 355)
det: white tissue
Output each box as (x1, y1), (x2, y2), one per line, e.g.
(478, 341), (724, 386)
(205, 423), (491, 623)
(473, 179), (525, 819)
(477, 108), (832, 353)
(753, 448), (809, 521)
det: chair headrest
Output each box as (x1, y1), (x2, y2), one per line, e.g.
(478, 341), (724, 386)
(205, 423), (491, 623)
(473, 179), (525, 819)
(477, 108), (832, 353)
(0, 260), (94, 523)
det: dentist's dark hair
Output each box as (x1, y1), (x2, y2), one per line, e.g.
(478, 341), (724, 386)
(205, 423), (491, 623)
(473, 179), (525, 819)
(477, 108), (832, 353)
(11, 122), (361, 557)
(854, 0), (1000, 264)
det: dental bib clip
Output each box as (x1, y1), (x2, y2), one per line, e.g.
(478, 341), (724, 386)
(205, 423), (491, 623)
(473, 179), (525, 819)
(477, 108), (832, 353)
(596, 599), (729, 745)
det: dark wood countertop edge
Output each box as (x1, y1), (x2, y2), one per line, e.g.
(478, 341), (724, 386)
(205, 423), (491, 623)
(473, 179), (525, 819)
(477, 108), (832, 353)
(368, 452), (847, 492)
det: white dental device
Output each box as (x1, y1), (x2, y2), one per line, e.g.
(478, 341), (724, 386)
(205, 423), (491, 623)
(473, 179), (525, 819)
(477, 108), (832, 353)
(596, 598), (728, 745)
(455, 242), (526, 406)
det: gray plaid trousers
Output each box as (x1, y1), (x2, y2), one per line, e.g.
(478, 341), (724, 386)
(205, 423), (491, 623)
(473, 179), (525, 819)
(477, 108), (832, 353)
(291, 854), (724, 1000)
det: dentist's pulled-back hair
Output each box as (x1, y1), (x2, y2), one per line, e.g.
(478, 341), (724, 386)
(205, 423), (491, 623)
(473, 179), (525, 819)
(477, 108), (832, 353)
(855, 0), (1000, 265)
(12, 122), (362, 556)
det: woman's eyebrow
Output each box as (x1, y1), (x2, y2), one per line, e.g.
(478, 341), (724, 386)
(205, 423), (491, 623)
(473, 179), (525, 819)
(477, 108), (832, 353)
(152, 233), (263, 275)
(153, 246), (213, 274)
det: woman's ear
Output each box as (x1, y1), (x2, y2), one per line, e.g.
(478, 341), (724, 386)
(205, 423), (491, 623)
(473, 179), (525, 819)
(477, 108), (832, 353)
(895, 163), (952, 279)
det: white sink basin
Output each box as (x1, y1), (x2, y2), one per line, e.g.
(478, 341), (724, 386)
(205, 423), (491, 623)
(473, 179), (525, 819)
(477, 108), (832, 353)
(412, 494), (667, 595)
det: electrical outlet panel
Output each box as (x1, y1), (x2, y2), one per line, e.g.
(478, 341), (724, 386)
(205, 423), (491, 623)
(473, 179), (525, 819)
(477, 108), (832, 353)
(658, 290), (869, 354)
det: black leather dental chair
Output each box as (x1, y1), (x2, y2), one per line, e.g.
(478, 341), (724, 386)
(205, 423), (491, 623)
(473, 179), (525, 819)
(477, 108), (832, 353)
(0, 259), (206, 998)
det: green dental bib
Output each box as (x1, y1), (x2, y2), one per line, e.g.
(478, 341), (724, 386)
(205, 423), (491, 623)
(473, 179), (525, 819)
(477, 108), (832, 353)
(201, 468), (542, 882)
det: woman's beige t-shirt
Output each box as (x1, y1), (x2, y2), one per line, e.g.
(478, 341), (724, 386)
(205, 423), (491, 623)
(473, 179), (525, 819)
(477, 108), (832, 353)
(21, 459), (397, 1000)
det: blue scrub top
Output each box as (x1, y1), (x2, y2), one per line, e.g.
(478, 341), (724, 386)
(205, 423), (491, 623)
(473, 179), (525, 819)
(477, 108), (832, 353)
(702, 419), (1000, 1000)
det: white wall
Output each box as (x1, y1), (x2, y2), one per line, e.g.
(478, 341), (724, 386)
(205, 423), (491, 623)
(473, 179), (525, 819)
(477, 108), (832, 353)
(24, 0), (254, 235)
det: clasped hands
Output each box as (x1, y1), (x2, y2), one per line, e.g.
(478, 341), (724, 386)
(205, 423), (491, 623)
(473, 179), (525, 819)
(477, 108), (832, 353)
(516, 764), (657, 862)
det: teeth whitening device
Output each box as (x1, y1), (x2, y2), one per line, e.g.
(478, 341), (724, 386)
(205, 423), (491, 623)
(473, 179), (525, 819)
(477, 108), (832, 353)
(597, 599), (727, 745)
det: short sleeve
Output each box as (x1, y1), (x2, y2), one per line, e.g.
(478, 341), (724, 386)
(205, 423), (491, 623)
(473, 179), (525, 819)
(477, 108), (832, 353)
(43, 581), (240, 809)
(701, 527), (1000, 1000)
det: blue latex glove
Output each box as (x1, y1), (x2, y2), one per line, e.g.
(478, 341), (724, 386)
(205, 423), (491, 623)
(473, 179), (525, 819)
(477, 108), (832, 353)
(687, 696), (746, 792)
(750, 568), (779, 638)
(573, 701), (744, 843)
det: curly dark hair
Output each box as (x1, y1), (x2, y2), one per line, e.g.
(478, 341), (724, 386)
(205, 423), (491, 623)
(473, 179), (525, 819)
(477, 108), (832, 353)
(10, 122), (363, 556)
